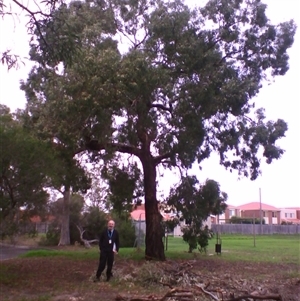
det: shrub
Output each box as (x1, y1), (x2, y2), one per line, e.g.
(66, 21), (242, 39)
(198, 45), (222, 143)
(39, 223), (60, 246)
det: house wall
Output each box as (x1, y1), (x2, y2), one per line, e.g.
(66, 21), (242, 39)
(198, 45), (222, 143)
(240, 210), (280, 224)
(217, 207), (239, 224)
(280, 208), (297, 220)
(241, 210), (260, 219)
(173, 217), (212, 236)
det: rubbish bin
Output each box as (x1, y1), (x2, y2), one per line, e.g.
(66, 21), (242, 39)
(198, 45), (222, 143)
(215, 232), (222, 255)
(215, 243), (221, 254)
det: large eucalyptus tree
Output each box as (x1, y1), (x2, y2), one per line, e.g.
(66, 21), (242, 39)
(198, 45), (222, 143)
(21, 0), (295, 260)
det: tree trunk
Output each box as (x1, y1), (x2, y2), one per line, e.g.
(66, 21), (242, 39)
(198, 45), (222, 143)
(141, 154), (166, 261)
(58, 187), (70, 246)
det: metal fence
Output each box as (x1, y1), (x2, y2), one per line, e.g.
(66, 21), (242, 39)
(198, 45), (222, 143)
(19, 222), (51, 234)
(211, 223), (300, 235)
(132, 220), (146, 248)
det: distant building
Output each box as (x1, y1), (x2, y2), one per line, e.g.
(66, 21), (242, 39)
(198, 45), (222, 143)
(279, 207), (300, 224)
(217, 204), (240, 223)
(214, 202), (300, 225)
(234, 202), (280, 225)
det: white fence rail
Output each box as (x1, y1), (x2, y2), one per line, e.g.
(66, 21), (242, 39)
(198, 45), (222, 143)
(211, 224), (300, 235)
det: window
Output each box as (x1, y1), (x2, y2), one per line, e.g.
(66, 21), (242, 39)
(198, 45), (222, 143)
(229, 209), (235, 217)
(272, 212), (277, 218)
(290, 213), (294, 218)
(285, 213), (288, 218)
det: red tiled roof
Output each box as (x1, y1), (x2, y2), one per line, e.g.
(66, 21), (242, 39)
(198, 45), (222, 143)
(226, 204), (239, 209)
(130, 209), (146, 221)
(130, 209), (173, 221)
(30, 215), (55, 223)
(238, 202), (279, 211)
(281, 207), (300, 210)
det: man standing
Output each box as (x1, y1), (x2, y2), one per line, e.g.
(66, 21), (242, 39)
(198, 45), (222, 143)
(94, 220), (120, 282)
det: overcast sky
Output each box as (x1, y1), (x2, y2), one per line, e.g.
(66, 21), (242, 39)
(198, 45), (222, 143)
(0, 0), (299, 208)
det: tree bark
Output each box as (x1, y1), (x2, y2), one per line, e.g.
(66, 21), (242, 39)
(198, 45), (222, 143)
(58, 186), (70, 246)
(141, 153), (165, 261)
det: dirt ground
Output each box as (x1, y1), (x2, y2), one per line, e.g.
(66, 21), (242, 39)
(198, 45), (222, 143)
(0, 252), (299, 301)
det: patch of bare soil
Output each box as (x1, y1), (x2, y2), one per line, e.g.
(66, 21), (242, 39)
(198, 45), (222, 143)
(0, 255), (299, 301)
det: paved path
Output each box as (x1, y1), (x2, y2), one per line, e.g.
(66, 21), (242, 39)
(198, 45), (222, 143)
(0, 245), (31, 261)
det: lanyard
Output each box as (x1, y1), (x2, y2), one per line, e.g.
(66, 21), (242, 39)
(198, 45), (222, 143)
(108, 230), (113, 239)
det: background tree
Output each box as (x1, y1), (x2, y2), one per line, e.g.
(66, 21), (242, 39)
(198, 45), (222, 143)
(21, 108), (91, 246)
(102, 161), (144, 218)
(167, 176), (227, 252)
(49, 193), (85, 244)
(81, 206), (108, 241)
(48, 155), (90, 246)
(19, 0), (116, 245)
(0, 105), (52, 238)
(21, 0), (296, 260)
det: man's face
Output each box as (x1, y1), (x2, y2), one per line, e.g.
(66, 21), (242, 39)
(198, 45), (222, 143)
(108, 221), (115, 230)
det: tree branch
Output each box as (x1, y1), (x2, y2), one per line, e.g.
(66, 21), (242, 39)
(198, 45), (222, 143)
(85, 140), (141, 159)
(12, 0), (51, 17)
(11, 0), (50, 48)
(150, 103), (173, 115)
(76, 225), (98, 248)
(154, 152), (172, 164)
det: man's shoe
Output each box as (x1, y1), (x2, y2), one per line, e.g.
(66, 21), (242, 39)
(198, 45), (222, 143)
(106, 276), (111, 282)
(93, 277), (100, 283)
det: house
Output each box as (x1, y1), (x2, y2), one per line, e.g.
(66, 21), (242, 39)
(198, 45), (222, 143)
(238, 202), (281, 225)
(173, 216), (212, 237)
(279, 207), (300, 224)
(130, 203), (212, 237)
(216, 204), (240, 224)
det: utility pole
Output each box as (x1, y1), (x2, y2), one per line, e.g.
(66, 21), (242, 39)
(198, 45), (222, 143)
(259, 188), (262, 234)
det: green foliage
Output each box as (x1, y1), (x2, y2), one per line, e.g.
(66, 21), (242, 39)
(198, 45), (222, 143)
(111, 213), (136, 248)
(230, 216), (265, 224)
(181, 225), (214, 253)
(182, 227), (198, 253)
(0, 105), (53, 236)
(39, 223), (60, 246)
(281, 221), (294, 225)
(81, 206), (107, 240)
(162, 219), (179, 233)
(167, 176), (227, 227)
(167, 176), (225, 252)
(102, 162), (144, 217)
(22, 0), (295, 180)
(20, 0), (296, 259)
(197, 226), (214, 253)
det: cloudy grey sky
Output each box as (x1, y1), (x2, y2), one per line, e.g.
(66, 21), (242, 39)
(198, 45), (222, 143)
(0, 0), (299, 208)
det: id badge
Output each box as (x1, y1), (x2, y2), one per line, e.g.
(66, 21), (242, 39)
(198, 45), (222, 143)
(109, 239), (112, 244)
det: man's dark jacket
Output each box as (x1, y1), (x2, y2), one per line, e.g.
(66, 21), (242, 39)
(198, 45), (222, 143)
(99, 228), (120, 252)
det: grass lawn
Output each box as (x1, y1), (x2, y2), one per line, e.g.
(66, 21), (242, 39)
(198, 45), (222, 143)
(163, 234), (300, 263)
(20, 234), (300, 264)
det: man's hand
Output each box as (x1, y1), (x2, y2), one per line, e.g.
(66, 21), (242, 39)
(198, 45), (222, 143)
(113, 250), (118, 254)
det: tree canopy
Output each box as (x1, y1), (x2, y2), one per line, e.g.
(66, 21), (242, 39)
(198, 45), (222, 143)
(0, 105), (52, 236)
(20, 0), (296, 260)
